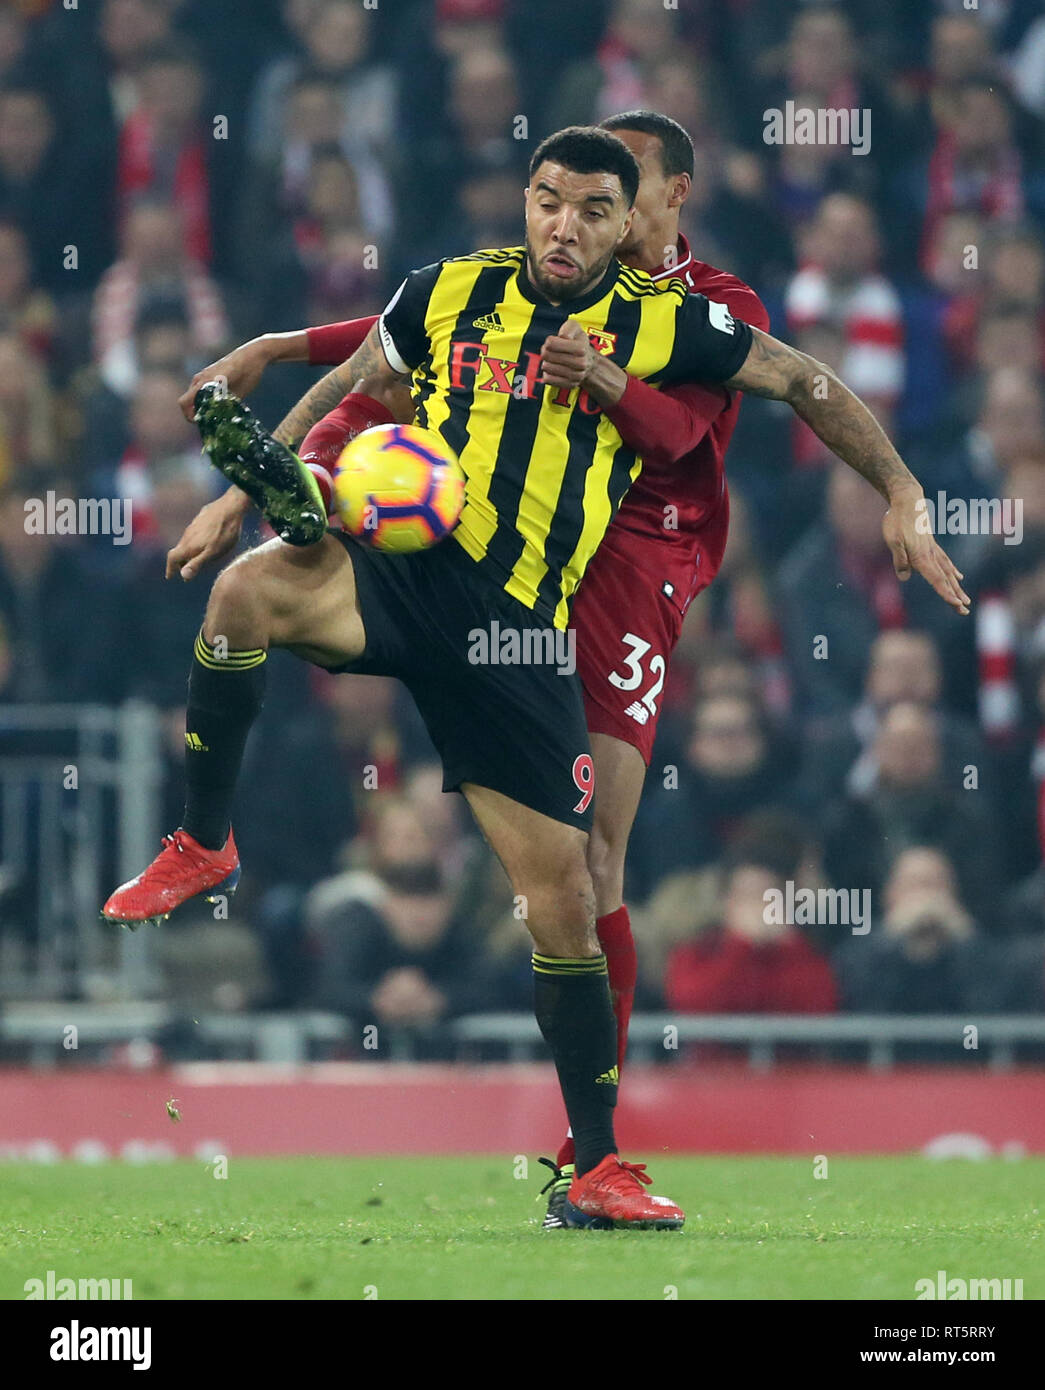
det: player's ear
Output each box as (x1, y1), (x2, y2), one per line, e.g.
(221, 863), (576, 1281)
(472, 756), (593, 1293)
(668, 173), (691, 209)
(616, 207), (635, 247)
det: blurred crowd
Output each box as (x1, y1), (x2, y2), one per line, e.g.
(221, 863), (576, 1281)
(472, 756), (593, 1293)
(2, 0), (1045, 1044)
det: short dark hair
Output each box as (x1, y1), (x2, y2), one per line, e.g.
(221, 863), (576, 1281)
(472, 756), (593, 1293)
(724, 810), (807, 883)
(135, 294), (190, 336)
(529, 126), (640, 207)
(601, 109), (695, 180)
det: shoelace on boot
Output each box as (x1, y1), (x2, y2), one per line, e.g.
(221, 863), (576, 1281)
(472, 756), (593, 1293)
(536, 1156), (569, 1196)
(597, 1158), (653, 1195)
(145, 831), (217, 887)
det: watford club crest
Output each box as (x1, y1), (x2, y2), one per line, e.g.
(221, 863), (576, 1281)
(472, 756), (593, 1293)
(584, 328), (618, 356)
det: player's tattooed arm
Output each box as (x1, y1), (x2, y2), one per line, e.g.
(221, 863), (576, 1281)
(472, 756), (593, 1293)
(725, 327), (971, 615)
(273, 325), (410, 447)
(725, 328), (918, 499)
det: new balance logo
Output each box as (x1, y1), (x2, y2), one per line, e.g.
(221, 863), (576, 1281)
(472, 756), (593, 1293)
(184, 732), (209, 752)
(624, 701), (650, 726)
(595, 1066), (619, 1085)
(708, 300), (736, 335)
(473, 312), (505, 333)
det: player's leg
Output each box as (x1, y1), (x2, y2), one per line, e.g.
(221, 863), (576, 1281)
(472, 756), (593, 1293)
(180, 533), (366, 843)
(587, 731), (647, 920)
(551, 731), (645, 1183)
(461, 781), (681, 1229)
(542, 552), (670, 1208)
(461, 783), (617, 1180)
(588, 734), (644, 1068)
(102, 535), (366, 925)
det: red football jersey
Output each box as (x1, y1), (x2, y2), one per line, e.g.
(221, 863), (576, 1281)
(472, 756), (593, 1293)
(599, 235), (770, 616)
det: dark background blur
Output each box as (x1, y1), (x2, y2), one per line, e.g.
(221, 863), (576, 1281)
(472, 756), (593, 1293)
(1, 0), (1044, 1051)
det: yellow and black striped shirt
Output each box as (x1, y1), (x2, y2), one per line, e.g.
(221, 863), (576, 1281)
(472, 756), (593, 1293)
(379, 246), (751, 629)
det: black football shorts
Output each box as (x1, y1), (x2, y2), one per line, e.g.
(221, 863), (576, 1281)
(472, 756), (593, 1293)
(325, 531), (595, 831)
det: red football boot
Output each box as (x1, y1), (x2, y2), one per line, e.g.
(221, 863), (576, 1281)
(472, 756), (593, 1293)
(564, 1154), (685, 1230)
(101, 828), (240, 930)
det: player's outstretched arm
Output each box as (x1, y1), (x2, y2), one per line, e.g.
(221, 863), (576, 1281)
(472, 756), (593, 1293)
(178, 331), (310, 421)
(177, 318), (378, 422)
(724, 328), (971, 616)
(273, 324), (410, 449)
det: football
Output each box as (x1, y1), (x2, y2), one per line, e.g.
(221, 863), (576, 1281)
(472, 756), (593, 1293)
(333, 424), (466, 552)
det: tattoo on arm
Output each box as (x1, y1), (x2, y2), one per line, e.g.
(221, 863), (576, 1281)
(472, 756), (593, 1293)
(725, 328), (919, 502)
(273, 325), (409, 447)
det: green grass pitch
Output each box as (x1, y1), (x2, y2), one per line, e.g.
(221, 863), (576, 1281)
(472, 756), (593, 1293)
(1, 1156), (1041, 1300)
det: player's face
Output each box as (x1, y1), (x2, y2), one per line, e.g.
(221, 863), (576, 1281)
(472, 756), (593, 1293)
(607, 129), (690, 263)
(524, 162), (635, 303)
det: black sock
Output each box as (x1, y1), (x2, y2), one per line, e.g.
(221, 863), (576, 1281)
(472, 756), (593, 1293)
(182, 630), (267, 850)
(533, 952), (618, 1175)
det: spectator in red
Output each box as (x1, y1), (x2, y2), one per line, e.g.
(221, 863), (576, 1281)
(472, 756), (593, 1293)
(91, 198), (228, 396)
(260, 146), (387, 331)
(664, 848), (838, 1015)
(938, 222), (1045, 379)
(116, 40), (214, 266)
(95, 366), (215, 544)
(786, 194), (904, 468)
(547, 0), (703, 132)
(239, 73), (394, 281)
(923, 208), (985, 379)
(920, 80), (1031, 273)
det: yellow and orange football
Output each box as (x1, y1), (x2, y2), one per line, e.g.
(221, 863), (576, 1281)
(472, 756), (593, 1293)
(333, 424), (465, 553)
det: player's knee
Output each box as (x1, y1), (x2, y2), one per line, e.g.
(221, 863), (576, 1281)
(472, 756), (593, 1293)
(586, 816), (626, 912)
(586, 817), (618, 887)
(207, 554), (265, 627)
(522, 857), (597, 957)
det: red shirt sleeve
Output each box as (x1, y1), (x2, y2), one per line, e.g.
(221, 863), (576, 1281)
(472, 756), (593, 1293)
(306, 315), (379, 366)
(606, 375), (730, 469)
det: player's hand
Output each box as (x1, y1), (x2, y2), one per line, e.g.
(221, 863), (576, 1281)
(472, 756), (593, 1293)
(178, 340), (273, 421)
(539, 318), (598, 388)
(882, 489), (971, 616)
(165, 491), (249, 581)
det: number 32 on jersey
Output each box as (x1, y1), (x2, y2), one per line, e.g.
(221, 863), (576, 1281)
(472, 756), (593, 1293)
(607, 633), (666, 727)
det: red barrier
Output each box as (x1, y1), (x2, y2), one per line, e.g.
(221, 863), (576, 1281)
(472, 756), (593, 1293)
(1, 1064), (1043, 1158)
